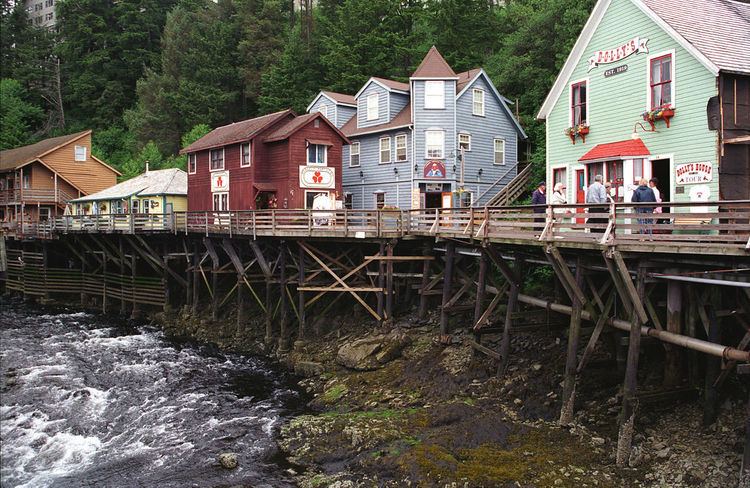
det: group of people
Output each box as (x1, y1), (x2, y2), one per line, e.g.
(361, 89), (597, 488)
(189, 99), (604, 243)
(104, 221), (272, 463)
(531, 175), (662, 234)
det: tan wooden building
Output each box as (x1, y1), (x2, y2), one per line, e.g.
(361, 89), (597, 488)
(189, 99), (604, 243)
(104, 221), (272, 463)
(0, 130), (120, 222)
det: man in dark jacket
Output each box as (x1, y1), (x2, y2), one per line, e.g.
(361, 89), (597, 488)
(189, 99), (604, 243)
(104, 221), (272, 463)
(631, 177), (656, 235)
(531, 182), (546, 231)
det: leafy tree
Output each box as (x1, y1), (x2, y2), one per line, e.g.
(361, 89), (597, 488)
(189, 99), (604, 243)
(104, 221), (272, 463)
(120, 141), (165, 180)
(0, 78), (44, 149)
(92, 126), (137, 173)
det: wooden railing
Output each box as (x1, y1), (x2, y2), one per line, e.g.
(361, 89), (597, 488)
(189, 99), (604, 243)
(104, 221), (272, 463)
(0, 188), (77, 205)
(3, 201), (749, 255)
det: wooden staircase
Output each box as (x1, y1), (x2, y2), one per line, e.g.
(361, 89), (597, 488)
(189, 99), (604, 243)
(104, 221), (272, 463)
(481, 163), (533, 207)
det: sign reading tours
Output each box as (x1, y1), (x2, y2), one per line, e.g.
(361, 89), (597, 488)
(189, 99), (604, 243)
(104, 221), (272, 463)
(588, 37), (649, 72)
(299, 165), (335, 189)
(423, 161), (446, 179)
(676, 162), (713, 185)
(211, 171), (229, 192)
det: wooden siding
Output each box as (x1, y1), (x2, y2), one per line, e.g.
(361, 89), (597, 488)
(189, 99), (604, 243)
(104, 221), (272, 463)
(390, 92), (409, 119)
(337, 106), (357, 128)
(309, 95), (357, 129)
(546, 0), (718, 204)
(39, 133), (118, 195)
(357, 82), (390, 129)
(456, 75), (519, 206)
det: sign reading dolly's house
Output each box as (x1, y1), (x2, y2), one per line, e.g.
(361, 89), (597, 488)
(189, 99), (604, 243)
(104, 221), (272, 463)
(676, 162), (713, 185)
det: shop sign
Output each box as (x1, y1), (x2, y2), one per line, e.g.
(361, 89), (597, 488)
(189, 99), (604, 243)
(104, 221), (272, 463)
(425, 183), (443, 192)
(588, 36), (649, 72)
(211, 171), (229, 192)
(676, 162), (712, 185)
(603, 64), (628, 78)
(299, 165), (335, 189)
(423, 160), (446, 179)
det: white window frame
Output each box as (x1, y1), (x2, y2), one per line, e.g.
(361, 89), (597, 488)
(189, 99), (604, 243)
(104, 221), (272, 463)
(304, 190), (330, 209)
(472, 89), (485, 116)
(188, 153), (196, 174)
(493, 138), (505, 165)
(210, 148), (225, 171)
(349, 142), (360, 167)
(367, 93), (379, 121)
(74, 145), (87, 161)
(212, 192), (229, 211)
(425, 130), (445, 159)
(240, 142), (251, 168)
(318, 104), (329, 119)
(458, 133), (471, 152)
(379, 137), (391, 164)
(646, 49), (676, 111)
(374, 192), (386, 209)
(424, 81), (445, 109)
(307, 144), (328, 165)
(569, 77), (589, 127)
(395, 134), (407, 162)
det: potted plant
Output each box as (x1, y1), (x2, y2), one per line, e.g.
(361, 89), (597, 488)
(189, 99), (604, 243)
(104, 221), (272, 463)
(642, 105), (675, 129)
(563, 123), (590, 144)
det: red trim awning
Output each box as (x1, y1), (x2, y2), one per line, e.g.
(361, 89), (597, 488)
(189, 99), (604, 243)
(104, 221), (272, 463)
(306, 139), (333, 146)
(253, 182), (277, 192)
(579, 138), (650, 162)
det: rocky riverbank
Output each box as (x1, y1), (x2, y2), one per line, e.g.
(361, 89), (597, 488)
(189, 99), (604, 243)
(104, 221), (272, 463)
(158, 307), (746, 488)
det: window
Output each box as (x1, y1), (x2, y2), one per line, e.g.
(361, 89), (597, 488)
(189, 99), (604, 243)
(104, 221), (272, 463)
(459, 191), (473, 208)
(23, 174), (30, 189)
(632, 158), (644, 184)
(344, 193), (353, 209)
(188, 154), (196, 174)
(472, 89), (485, 116)
(458, 133), (471, 152)
(213, 192), (229, 211)
(240, 142), (251, 167)
(45, 0), (54, 7)
(493, 138), (505, 165)
(649, 53), (673, 109)
(606, 160), (624, 201)
(424, 81), (445, 109)
(375, 192), (386, 209)
(367, 93), (379, 120)
(74, 145), (86, 161)
(305, 190), (329, 209)
(45, 12), (53, 21)
(571, 81), (587, 126)
(35, 3), (42, 11)
(142, 199), (150, 214)
(132, 200), (139, 213)
(425, 130), (444, 159)
(318, 105), (329, 119)
(307, 144), (327, 165)
(210, 148), (224, 171)
(112, 200), (124, 214)
(587, 162), (604, 185)
(350, 142), (360, 167)
(379, 137), (391, 164)
(553, 167), (567, 186)
(34, 16), (42, 24)
(395, 135), (407, 162)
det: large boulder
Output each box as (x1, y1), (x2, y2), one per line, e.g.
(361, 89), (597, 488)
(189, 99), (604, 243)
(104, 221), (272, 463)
(336, 333), (410, 371)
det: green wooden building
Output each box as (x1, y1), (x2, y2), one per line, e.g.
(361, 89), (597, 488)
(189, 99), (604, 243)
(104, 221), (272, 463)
(537, 0), (749, 208)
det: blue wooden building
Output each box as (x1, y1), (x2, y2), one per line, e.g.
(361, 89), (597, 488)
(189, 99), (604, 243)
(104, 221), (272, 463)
(308, 47), (526, 209)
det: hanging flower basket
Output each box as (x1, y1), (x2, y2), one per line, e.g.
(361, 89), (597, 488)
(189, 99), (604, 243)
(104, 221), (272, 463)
(563, 124), (590, 144)
(642, 105), (675, 130)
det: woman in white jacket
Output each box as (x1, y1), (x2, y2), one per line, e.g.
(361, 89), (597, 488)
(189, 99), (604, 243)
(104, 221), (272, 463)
(551, 182), (571, 223)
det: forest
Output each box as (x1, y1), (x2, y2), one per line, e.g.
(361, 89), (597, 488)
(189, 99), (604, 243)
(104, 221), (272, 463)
(0, 0), (595, 181)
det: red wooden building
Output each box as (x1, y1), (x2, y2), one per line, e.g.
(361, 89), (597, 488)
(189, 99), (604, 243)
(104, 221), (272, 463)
(182, 110), (349, 211)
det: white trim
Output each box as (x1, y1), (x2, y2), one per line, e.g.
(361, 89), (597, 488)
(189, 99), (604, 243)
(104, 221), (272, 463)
(645, 49), (676, 110)
(304, 190), (330, 209)
(550, 164), (568, 188)
(188, 153), (197, 174)
(649, 153), (675, 203)
(240, 142), (251, 168)
(306, 143), (328, 165)
(349, 141), (360, 167)
(456, 69), (512, 104)
(366, 93), (379, 121)
(317, 104), (329, 119)
(458, 133), (471, 152)
(424, 129), (445, 159)
(346, 124), (412, 138)
(493, 138), (506, 165)
(538, 0), (719, 120)
(209, 147), (225, 172)
(374, 191), (386, 209)
(74, 145), (87, 161)
(472, 89), (485, 116)
(424, 80), (445, 109)
(568, 77), (590, 126)
(212, 191), (229, 211)
(354, 78), (409, 99)
(379, 136), (392, 164)
(455, 69), (526, 138)
(306, 92), (356, 112)
(395, 134), (408, 162)
(410, 76), (459, 80)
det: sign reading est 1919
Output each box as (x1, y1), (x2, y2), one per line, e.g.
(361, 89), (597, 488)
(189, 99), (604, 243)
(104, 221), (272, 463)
(676, 162), (713, 185)
(603, 64), (628, 78)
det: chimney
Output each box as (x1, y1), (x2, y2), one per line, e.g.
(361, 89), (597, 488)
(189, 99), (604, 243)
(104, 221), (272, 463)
(145, 161), (149, 173)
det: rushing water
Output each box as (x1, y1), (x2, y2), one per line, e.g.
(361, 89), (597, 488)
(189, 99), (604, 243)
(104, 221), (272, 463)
(0, 299), (304, 487)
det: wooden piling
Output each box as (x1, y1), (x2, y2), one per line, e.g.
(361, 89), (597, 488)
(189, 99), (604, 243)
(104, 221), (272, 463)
(191, 241), (199, 314)
(278, 241), (289, 351)
(298, 243), (306, 340)
(131, 252), (140, 319)
(377, 241), (385, 321)
(120, 237), (127, 314)
(703, 303), (721, 426)
(385, 241), (394, 322)
(498, 255), (522, 375)
(560, 257), (584, 424)
(663, 278), (683, 388)
(162, 243), (170, 313)
(472, 248), (488, 351)
(418, 241), (431, 320)
(440, 241), (455, 337)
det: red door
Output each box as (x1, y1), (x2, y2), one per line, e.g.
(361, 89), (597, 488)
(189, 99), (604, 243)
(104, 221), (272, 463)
(575, 169), (586, 224)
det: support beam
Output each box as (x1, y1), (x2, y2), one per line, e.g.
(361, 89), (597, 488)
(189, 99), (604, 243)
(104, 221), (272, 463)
(385, 241), (394, 322)
(498, 253), (523, 375)
(703, 302), (721, 426)
(578, 290), (616, 373)
(278, 242), (289, 351)
(663, 279), (683, 388)
(192, 242), (200, 314)
(204, 238), (220, 321)
(377, 242), (385, 321)
(560, 257), (584, 425)
(472, 248), (488, 352)
(418, 242), (432, 320)
(298, 243), (306, 340)
(440, 241), (456, 338)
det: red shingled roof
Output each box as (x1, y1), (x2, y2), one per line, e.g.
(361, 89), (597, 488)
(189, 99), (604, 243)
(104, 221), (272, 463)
(412, 46), (456, 78)
(322, 91), (356, 106)
(371, 77), (410, 92)
(264, 112), (350, 144)
(181, 110), (292, 154)
(456, 68), (482, 93)
(579, 138), (650, 162)
(341, 103), (412, 137)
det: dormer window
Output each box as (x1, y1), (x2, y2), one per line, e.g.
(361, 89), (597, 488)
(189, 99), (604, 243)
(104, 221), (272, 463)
(425, 81), (445, 109)
(307, 144), (327, 165)
(367, 94), (379, 120)
(318, 104), (329, 119)
(74, 145), (87, 161)
(472, 89), (485, 116)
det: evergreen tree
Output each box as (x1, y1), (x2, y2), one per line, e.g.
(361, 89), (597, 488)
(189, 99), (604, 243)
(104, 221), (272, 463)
(0, 79), (45, 150)
(120, 141), (165, 180)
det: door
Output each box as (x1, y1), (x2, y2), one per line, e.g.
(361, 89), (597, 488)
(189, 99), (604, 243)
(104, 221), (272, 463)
(650, 159), (670, 207)
(441, 192), (453, 208)
(575, 169), (586, 223)
(424, 192), (442, 209)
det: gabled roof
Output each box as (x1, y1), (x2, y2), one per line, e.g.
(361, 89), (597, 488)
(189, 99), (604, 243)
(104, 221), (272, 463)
(1, 130), (90, 171)
(263, 112), (351, 144)
(306, 91), (357, 112)
(456, 68), (482, 93)
(455, 69), (527, 139)
(341, 103), (412, 137)
(72, 168), (187, 202)
(354, 77), (410, 99)
(537, 0), (747, 120)
(579, 138), (650, 161)
(411, 46), (457, 79)
(181, 110), (293, 154)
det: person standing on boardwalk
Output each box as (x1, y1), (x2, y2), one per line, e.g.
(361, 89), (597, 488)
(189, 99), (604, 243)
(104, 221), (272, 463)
(551, 183), (571, 222)
(586, 175), (607, 233)
(531, 182), (547, 230)
(632, 177), (657, 235)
